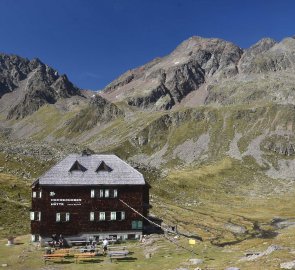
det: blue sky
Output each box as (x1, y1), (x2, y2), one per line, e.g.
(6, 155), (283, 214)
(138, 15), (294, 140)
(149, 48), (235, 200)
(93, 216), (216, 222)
(1, 0), (295, 90)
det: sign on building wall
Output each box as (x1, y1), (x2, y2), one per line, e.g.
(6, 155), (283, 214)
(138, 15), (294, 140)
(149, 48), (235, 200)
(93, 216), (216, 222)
(50, 198), (82, 206)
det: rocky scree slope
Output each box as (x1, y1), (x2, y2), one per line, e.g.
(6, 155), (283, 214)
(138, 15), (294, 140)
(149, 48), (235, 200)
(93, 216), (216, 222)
(101, 36), (295, 109)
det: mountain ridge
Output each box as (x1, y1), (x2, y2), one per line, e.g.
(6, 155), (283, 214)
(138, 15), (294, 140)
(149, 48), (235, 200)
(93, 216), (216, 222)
(101, 35), (295, 111)
(0, 53), (83, 119)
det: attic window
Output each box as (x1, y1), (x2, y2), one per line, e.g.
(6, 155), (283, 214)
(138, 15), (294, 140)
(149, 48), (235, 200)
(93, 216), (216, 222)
(95, 161), (112, 172)
(69, 160), (87, 172)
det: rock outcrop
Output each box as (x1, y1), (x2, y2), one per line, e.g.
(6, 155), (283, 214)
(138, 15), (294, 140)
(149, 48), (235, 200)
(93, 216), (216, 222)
(66, 94), (124, 132)
(0, 53), (81, 119)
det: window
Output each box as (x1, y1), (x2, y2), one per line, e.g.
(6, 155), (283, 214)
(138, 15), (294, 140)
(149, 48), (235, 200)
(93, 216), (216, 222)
(69, 160), (87, 172)
(116, 211), (125, 220)
(99, 212), (105, 221)
(32, 191), (42, 198)
(132, 220), (143, 230)
(95, 161), (112, 172)
(31, 234), (40, 242)
(30, 211), (41, 221)
(110, 212), (116, 220)
(91, 189), (118, 198)
(90, 212), (95, 221)
(91, 189), (95, 198)
(56, 212), (70, 222)
(91, 211), (124, 221)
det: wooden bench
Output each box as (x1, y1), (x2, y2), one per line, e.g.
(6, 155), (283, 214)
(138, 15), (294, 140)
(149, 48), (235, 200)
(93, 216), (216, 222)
(108, 250), (129, 262)
(43, 254), (67, 264)
(74, 252), (99, 263)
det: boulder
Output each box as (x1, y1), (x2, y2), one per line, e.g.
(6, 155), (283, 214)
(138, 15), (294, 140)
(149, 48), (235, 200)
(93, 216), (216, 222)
(189, 258), (203, 265)
(280, 261), (295, 269)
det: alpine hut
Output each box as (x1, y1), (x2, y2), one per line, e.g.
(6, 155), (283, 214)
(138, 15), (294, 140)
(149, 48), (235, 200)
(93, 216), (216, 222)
(30, 153), (149, 243)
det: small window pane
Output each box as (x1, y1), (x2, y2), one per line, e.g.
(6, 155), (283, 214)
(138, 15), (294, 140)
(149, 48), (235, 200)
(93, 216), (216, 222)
(39, 191), (42, 198)
(38, 212), (41, 221)
(121, 211), (125, 220)
(99, 189), (104, 198)
(105, 189), (109, 198)
(66, 213), (70, 221)
(137, 221), (143, 229)
(114, 189), (118, 198)
(32, 192), (36, 198)
(56, 213), (60, 222)
(30, 212), (35, 221)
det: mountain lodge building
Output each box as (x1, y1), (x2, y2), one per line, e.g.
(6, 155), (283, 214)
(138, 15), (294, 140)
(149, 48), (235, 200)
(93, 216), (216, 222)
(30, 153), (149, 243)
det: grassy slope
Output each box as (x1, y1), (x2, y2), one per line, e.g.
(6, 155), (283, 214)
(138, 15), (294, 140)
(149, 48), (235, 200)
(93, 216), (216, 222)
(0, 152), (55, 238)
(1, 102), (295, 268)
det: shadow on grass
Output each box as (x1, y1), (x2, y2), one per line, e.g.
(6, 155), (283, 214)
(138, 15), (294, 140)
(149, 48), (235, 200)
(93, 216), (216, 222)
(47, 259), (104, 265)
(46, 261), (73, 265)
(76, 259), (103, 264)
(113, 257), (137, 262)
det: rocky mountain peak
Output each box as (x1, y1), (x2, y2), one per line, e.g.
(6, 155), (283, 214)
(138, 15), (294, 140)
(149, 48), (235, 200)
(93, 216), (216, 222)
(102, 36), (243, 110)
(0, 53), (81, 119)
(101, 35), (295, 110)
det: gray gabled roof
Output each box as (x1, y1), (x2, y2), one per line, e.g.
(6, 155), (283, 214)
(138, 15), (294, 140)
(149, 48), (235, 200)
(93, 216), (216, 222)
(38, 154), (145, 186)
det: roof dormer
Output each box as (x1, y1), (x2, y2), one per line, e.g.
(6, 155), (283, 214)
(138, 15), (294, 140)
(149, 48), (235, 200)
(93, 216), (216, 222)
(69, 160), (87, 172)
(95, 161), (112, 172)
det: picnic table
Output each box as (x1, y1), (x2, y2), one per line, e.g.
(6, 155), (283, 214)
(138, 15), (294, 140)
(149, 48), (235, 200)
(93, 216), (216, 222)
(74, 252), (100, 263)
(79, 246), (103, 254)
(43, 253), (67, 264)
(108, 250), (129, 262)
